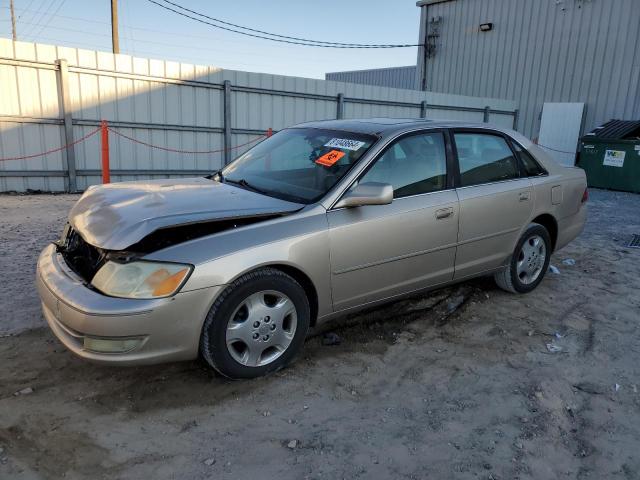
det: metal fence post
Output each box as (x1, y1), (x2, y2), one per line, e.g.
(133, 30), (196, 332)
(512, 109), (519, 131)
(223, 80), (232, 165)
(336, 93), (344, 119)
(420, 100), (428, 119)
(483, 105), (490, 123)
(56, 59), (77, 192)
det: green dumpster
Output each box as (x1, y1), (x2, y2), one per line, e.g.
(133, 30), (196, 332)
(578, 120), (640, 193)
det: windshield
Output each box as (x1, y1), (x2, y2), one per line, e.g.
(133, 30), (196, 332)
(221, 128), (377, 204)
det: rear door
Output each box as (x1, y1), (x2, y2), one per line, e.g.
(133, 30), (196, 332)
(327, 130), (459, 311)
(452, 130), (533, 279)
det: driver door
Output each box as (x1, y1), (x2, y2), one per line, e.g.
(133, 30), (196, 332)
(327, 130), (459, 312)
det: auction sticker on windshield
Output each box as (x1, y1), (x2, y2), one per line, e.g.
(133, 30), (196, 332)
(325, 138), (366, 151)
(316, 150), (345, 167)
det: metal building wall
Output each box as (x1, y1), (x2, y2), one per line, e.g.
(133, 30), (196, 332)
(0, 39), (517, 192)
(416, 0), (640, 139)
(325, 66), (419, 90)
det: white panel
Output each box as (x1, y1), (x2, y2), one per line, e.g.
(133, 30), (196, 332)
(0, 38), (14, 58)
(56, 46), (78, 65)
(14, 42), (36, 61)
(0, 65), (20, 115)
(38, 68), (61, 119)
(538, 102), (585, 166)
(35, 43), (57, 63)
(116, 77), (135, 122)
(77, 49), (97, 69)
(97, 75), (117, 120)
(96, 51), (115, 71)
(16, 66), (42, 117)
(133, 80), (151, 123)
(115, 54), (133, 73)
(78, 72), (100, 120)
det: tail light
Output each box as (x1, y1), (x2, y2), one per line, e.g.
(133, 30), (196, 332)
(581, 187), (589, 204)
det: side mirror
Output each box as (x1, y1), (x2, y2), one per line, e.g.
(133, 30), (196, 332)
(334, 182), (393, 209)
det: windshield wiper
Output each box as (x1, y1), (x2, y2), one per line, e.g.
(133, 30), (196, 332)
(226, 178), (270, 196)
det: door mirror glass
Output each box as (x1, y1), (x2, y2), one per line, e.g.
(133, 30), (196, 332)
(335, 182), (393, 208)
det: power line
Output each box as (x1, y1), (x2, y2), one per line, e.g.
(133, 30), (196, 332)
(15, 32), (111, 50)
(0, 26), (341, 72)
(2, 7), (385, 56)
(6, 6), (415, 54)
(17, 0), (38, 20)
(0, 20), (355, 68)
(28, 0), (66, 40)
(21, 0), (57, 38)
(156, 0), (420, 48)
(122, 0), (137, 56)
(147, 0), (423, 49)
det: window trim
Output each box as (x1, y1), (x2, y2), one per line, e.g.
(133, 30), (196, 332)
(507, 137), (549, 177)
(449, 127), (526, 188)
(335, 128), (453, 204)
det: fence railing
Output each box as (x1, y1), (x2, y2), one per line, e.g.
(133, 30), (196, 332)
(0, 40), (518, 193)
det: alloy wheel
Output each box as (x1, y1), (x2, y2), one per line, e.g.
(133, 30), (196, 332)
(516, 234), (546, 285)
(225, 290), (298, 367)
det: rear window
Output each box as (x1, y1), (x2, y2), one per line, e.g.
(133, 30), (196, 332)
(454, 133), (519, 187)
(512, 142), (547, 177)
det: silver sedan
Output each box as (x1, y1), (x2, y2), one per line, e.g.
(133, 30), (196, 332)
(36, 118), (587, 378)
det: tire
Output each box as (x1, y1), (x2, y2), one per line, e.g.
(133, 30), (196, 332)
(199, 268), (310, 379)
(494, 223), (552, 294)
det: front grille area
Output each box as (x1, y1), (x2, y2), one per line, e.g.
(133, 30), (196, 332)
(60, 227), (107, 282)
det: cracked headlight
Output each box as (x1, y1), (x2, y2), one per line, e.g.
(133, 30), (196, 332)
(91, 261), (192, 299)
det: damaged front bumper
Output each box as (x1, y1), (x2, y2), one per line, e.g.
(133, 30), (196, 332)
(36, 244), (223, 365)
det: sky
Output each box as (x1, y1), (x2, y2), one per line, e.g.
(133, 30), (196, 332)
(0, 0), (421, 78)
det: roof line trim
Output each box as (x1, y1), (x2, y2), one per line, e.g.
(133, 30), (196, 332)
(416, 0), (455, 6)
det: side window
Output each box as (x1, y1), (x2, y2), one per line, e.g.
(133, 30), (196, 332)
(454, 133), (519, 187)
(512, 141), (547, 176)
(358, 132), (447, 198)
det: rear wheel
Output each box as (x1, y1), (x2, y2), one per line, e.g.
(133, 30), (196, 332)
(200, 268), (310, 379)
(494, 223), (551, 294)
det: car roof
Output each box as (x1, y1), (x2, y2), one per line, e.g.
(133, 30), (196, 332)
(292, 118), (533, 148)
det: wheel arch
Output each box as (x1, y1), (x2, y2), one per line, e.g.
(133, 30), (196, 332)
(268, 264), (319, 327)
(228, 262), (320, 327)
(531, 213), (558, 252)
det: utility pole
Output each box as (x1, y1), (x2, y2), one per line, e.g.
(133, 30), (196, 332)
(10, 0), (17, 41)
(110, 0), (120, 54)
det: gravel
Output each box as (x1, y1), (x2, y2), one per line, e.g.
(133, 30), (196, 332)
(1, 189), (640, 479)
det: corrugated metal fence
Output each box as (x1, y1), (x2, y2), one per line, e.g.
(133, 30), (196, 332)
(326, 66), (419, 90)
(0, 39), (518, 192)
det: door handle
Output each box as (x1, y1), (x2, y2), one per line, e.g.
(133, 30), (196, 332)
(435, 207), (454, 220)
(519, 191), (531, 202)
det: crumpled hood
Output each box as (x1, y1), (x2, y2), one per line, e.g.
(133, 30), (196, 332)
(69, 177), (303, 250)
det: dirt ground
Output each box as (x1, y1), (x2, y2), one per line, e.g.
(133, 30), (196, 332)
(0, 189), (639, 480)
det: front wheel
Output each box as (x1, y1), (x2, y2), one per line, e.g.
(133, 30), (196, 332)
(494, 223), (551, 294)
(199, 268), (310, 379)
